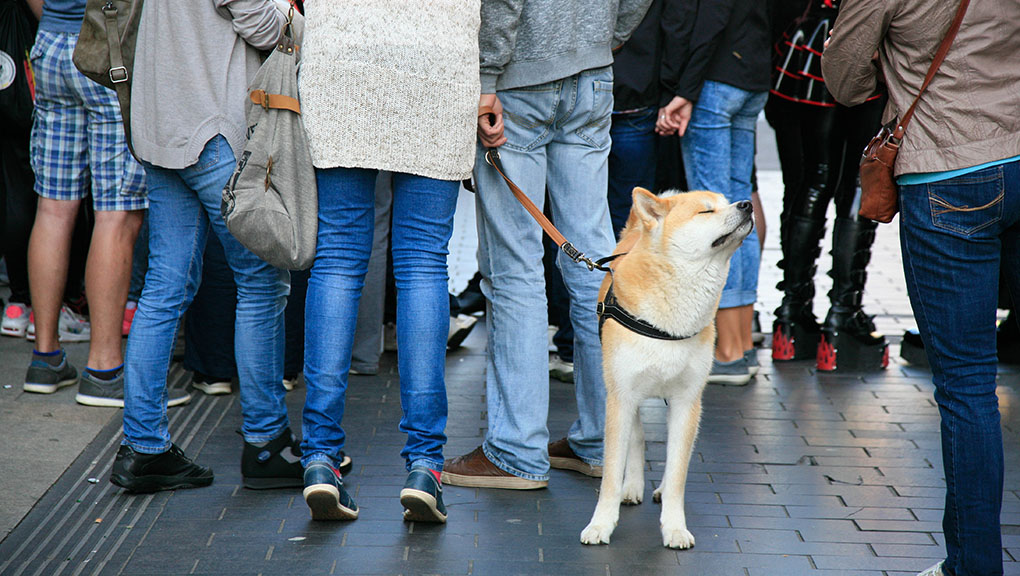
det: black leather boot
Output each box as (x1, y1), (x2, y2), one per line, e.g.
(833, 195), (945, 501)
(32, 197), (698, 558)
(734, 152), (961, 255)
(817, 217), (888, 371)
(772, 213), (826, 361)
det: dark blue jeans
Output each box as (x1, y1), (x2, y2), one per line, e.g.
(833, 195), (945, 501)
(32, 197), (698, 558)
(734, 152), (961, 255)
(899, 160), (1020, 576)
(608, 108), (657, 237)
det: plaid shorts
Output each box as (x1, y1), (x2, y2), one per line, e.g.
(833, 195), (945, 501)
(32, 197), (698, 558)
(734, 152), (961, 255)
(29, 30), (147, 211)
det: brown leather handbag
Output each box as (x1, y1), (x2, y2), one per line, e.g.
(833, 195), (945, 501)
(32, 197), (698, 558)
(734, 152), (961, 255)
(858, 0), (969, 223)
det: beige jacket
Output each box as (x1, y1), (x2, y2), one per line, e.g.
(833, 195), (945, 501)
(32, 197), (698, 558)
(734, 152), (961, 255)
(821, 0), (1020, 176)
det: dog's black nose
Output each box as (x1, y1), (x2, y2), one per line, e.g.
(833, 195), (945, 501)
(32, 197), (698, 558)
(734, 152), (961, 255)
(736, 201), (753, 213)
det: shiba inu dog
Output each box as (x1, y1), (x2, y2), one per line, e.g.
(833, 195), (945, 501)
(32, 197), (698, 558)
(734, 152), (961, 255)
(580, 188), (754, 549)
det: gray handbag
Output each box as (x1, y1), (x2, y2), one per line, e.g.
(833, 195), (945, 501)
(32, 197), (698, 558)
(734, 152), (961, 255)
(222, 9), (317, 270)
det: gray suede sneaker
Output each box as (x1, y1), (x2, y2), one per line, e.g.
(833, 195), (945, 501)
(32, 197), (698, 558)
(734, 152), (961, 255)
(744, 349), (760, 376)
(76, 369), (192, 408)
(706, 357), (752, 386)
(24, 353), (78, 394)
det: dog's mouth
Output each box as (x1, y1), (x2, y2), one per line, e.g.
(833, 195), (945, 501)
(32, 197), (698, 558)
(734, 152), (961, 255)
(712, 213), (754, 248)
(711, 232), (733, 248)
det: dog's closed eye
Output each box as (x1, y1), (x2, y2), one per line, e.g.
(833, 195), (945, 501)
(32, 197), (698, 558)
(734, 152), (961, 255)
(698, 209), (715, 215)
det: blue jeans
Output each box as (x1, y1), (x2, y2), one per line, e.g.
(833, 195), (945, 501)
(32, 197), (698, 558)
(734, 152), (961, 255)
(302, 168), (457, 472)
(682, 81), (767, 309)
(899, 160), (1019, 576)
(475, 66), (616, 480)
(608, 108), (658, 237)
(123, 135), (290, 453)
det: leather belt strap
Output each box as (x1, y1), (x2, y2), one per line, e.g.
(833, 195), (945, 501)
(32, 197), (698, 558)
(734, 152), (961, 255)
(250, 89), (301, 114)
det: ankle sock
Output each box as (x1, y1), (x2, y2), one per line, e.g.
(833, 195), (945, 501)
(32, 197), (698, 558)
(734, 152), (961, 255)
(33, 349), (64, 367)
(86, 364), (123, 381)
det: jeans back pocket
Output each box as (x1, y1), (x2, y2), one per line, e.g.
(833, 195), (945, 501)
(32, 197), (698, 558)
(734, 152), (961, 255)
(927, 167), (1004, 236)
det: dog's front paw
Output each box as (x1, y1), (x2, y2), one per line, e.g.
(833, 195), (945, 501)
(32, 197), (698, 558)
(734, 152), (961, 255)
(580, 521), (615, 545)
(621, 483), (643, 505)
(652, 487), (662, 504)
(661, 525), (695, 549)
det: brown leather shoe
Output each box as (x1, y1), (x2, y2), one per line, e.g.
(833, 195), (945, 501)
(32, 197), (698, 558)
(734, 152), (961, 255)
(548, 438), (602, 477)
(441, 446), (547, 490)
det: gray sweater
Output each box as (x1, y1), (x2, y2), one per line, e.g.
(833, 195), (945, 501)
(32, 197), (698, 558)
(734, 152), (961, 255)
(480, 0), (653, 92)
(131, 1), (286, 169)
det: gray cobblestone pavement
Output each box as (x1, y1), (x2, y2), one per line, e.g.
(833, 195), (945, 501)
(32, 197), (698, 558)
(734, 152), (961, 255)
(2, 141), (1020, 574)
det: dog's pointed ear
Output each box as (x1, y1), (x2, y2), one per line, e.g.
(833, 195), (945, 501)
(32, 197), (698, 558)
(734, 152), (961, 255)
(631, 187), (667, 230)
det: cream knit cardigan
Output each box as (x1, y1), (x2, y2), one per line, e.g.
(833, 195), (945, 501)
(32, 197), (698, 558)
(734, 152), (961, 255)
(299, 2), (480, 182)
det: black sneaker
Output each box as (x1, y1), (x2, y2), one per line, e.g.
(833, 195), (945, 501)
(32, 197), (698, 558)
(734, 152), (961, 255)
(110, 444), (214, 493)
(242, 427), (304, 490)
(400, 468), (447, 523)
(303, 463), (358, 521)
(23, 353), (77, 394)
(76, 368), (191, 408)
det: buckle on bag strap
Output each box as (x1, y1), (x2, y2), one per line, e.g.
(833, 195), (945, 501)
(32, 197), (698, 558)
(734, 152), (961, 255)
(109, 66), (128, 84)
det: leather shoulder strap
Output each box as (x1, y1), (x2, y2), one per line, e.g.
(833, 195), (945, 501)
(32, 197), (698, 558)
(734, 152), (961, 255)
(894, 0), (970, 138)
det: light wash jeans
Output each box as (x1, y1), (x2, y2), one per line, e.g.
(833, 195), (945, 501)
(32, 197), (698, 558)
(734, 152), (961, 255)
(899, 160), (1020, 576)
(474, 66), (616, 480)
(302, 168), (458, 472)
(682, 80), (768, 309)
(123, 135), (290, 453)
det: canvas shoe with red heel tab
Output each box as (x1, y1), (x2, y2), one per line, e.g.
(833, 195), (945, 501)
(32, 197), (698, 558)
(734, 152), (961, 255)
(400, 468), (447, 523)
(303, 463), (358, 521)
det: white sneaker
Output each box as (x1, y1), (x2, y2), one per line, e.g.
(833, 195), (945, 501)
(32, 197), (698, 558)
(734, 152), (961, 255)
(549, 353), (574, 383)
(27, 305), (91, 343)
(191, 374), (232, 396)
(447, 314), (477, 350)
(282, 375), (299, 391)
(916, 561), (945, 576)
(1, 302), (32, 338)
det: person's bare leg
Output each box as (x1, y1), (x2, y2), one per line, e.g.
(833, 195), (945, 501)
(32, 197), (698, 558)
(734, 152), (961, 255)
(27, 197), (81, 353)
(751, 191), (766, 252)
(86, 209), (144, 370)
(715, 305), (751, 363)
(739, 305), (754, 352)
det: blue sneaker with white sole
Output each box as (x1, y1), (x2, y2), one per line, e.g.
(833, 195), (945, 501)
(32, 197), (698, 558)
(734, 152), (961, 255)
(400, 467), (447, 523)
(303, 463), (358, 521)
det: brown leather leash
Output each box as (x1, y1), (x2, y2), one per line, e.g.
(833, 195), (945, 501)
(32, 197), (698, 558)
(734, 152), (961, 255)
(476, 107), (697, 342)
(477, 106), (609, 272)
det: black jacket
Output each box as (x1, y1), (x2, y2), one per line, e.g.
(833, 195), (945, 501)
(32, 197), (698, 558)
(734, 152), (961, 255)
(661, 0), (771, 104)
(612, 0), (666, 111)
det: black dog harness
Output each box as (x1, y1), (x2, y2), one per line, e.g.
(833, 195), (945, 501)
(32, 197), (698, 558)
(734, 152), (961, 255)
(593, 254), (697, 342)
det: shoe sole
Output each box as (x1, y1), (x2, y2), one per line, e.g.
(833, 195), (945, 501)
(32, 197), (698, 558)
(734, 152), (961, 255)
(192, 382), (231, 395)
(1, 325), (28, 338)
(440, 471), (547, 490)
(549, 457), (603, 478)
(110, 472), (213, 493)
(303, 484), (358, 520)
(75, 394), (125, 408)
(24, 378), (77, 394)
(706, 374), (752, 386)
(399, 488), (447, 523)
(338, 454), (353, 476)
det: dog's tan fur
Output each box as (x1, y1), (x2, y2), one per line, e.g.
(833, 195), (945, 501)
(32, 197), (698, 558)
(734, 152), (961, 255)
(580, 188), (753, 549)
